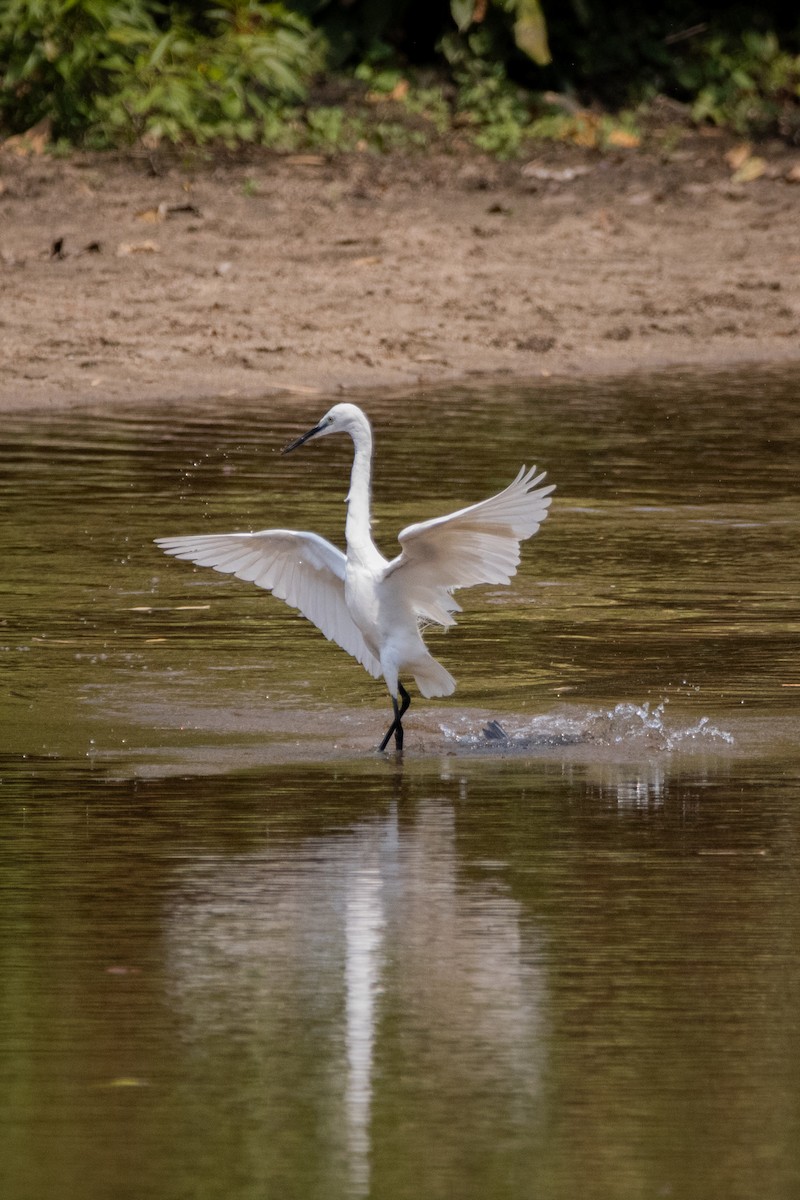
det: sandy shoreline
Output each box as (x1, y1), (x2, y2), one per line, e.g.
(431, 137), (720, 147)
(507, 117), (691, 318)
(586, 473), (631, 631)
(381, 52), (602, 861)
(1, 138), (798, 413)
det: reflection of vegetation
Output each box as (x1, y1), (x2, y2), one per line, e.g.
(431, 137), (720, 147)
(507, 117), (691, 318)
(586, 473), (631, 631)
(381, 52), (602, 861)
(0, 1), (798, 150)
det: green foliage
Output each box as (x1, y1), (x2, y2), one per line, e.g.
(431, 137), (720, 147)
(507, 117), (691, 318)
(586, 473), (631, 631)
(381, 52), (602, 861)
(528, 105), (641, 150)
(0, 0), (158, 140)
(676, 30), (800, 138)
(441, 27), (534, 156)
(0, 0), (320, 145)
(502, 0), (551, 66)
(450, 0), (553, 64)
(97, 4), (320, 145)
(1, 0), (799, 151)
(302, 101), (436, 154)
(402, 86), (451, 137)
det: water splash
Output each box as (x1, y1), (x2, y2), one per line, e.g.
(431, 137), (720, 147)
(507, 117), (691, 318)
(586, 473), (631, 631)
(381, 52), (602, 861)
(581, 701), (734, 751)
(443, 701), (734, 753)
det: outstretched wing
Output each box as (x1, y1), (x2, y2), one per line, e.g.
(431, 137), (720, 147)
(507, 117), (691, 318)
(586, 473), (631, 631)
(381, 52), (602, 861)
(155, 529), (382, 678)
(385, 466), (554, 627)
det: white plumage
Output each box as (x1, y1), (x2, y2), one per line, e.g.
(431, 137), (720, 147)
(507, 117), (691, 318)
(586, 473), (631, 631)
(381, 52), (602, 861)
(156, 403), (554, 752)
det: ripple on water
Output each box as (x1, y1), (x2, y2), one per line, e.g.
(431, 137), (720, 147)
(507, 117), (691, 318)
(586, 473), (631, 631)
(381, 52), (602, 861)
(3, 373), (800, 1200)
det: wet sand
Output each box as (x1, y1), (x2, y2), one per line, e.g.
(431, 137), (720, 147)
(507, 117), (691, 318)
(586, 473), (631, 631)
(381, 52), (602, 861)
(1, 136), (799, 413)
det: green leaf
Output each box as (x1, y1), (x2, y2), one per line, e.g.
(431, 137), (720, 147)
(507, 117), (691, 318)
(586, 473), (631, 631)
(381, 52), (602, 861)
(513, 0), (551, 66)
(450, 0), (474, 34)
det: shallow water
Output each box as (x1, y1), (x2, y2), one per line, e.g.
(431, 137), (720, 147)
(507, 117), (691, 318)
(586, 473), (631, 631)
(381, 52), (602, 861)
(2, 370), (799, 1199)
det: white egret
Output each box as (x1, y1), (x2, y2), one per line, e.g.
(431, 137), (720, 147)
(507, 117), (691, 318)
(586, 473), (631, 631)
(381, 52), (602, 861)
(155, 403), (554, 752)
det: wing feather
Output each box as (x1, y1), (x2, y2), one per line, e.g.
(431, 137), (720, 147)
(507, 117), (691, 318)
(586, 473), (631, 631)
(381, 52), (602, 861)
(385, 466), (554, 626)
(155, 529), (382, 678)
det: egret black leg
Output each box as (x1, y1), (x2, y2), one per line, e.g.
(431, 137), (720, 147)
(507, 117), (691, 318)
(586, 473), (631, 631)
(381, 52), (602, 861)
(378, 681), (411, 752)
(381, 696), (402, 748)
(394, 682), (410, 751)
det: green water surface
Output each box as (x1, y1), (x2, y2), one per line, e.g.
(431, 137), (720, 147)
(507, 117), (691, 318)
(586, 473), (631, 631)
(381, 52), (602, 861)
(1, 370), (799, 1200)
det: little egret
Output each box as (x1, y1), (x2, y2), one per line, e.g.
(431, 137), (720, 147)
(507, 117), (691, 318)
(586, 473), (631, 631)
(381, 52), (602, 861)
(155, 403), (554, 752)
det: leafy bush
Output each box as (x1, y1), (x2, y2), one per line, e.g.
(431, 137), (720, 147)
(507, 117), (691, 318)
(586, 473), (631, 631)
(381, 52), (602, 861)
(97, 4), (320, 145)
(0, 0), (320, 145)
(442, 28), (534, 156)
(0, 0), (158, 140)
(1, 0), (799, 150)
(676, 30), (800, 139)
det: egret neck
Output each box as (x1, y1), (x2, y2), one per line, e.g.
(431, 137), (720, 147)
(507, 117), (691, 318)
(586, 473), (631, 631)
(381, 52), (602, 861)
(344, 410), (382, 569)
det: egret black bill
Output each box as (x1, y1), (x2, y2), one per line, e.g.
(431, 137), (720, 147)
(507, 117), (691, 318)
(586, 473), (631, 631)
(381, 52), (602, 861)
(282, 423), (323, 454)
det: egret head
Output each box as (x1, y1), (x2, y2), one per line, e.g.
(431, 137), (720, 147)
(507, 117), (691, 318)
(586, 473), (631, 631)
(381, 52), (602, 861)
(282, 403), (367, 454)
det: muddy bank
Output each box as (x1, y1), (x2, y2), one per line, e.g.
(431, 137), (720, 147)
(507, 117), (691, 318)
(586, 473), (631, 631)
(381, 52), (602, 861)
(1, 138), (798, 412)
